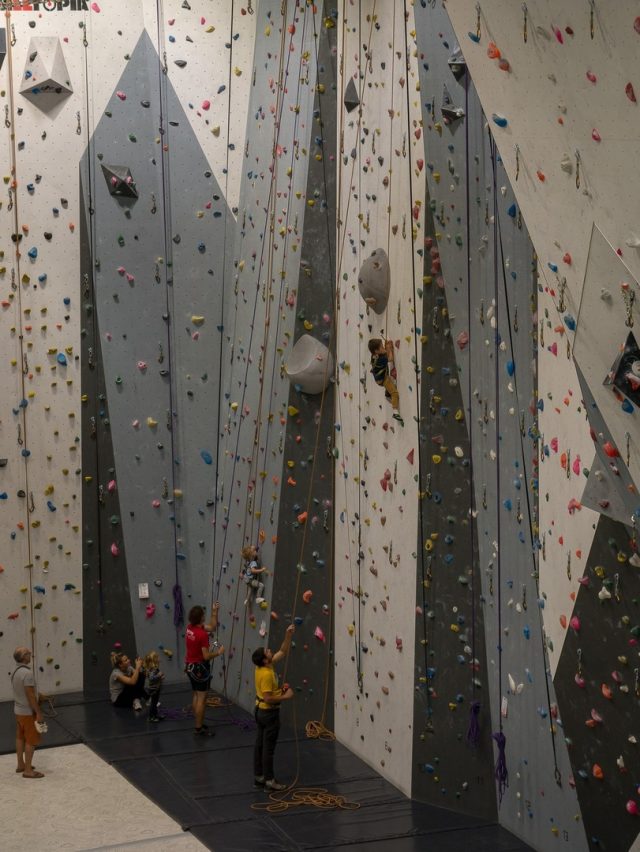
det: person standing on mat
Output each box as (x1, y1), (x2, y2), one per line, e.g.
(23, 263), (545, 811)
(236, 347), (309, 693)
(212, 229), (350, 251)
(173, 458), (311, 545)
(185, 602), (224, 737)
(252, 623), (295, 791)
(109, 651), (148, 711)
(12, 647), (44, 779)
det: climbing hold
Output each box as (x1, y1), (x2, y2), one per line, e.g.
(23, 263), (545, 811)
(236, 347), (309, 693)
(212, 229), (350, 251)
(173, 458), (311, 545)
(200, 450), (213, 465)
(358, 249), (390, 314)
(285, 335), (333, 394)
(344, 77), (360, 113)
(491, 114), (508, 128)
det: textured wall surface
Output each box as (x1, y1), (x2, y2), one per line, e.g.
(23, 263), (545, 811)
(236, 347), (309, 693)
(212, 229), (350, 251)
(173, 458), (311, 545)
(444, 2), (640, 848)
(333, 0), (424, 796)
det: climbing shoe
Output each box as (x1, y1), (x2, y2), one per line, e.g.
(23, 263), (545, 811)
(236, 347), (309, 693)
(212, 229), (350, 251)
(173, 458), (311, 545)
(254, 776), (266, 787)
(265, 779), (287, 791)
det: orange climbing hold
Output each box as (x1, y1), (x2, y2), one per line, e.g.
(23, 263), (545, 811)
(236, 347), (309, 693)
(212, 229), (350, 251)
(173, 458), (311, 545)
(592, 764), (604, 780)
(486, 42), (501, 59)
(536, 170), (546, 182)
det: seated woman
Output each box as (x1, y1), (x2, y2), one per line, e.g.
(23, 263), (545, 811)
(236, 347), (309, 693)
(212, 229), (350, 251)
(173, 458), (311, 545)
(109, 651), (148, 711)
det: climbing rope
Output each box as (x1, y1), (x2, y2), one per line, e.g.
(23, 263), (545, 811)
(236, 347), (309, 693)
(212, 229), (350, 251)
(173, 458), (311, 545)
(400, 0), (434, 732)
(154, 0), (185, 646)
(4, 10), (37, 663)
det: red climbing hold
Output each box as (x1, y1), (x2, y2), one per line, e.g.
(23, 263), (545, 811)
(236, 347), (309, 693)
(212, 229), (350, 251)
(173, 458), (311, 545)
(406, 449), (415, 465)
(536, 169), (546, 182)
(586, 70), (597, 83)
(626, 83), (637, 103)
(635, 16), (640, 35)
(562, 252), (572, 265)
(603, 441), (620, 458)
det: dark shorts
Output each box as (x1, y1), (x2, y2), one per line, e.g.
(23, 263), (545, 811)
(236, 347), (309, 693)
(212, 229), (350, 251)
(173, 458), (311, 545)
(186, 662), (211, 692)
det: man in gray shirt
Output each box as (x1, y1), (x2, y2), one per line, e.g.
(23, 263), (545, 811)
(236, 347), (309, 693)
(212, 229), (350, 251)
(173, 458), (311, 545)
(12, 647), (44, 778)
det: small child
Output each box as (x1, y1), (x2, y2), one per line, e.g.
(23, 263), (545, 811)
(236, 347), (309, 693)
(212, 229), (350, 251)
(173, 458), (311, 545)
(143, 651), (165, 722)
(241, 544), (267, 607)
(368, 338), (403, 425)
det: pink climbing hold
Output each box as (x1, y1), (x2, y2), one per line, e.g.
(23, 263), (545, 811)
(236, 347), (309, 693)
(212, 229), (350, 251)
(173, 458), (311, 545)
(550, 437), (559, 453)
(91, 1), (101, 11)
(626, 800), (639, 816)
(152, 499), (161, 508)
(569, 615), (581, 632)
(314, 626), (326, 642)
(586, 70), (597, 83)
(549, 342), (558, 356)
(552, 26), (563, 44)
(572, 456), (581, 475)
(107, 479), (117, 493)
(592, 129), (601, 142)
(456, 330), (470, 350)
(116, 91), (126, 101)
(396, 636), (403, 651)
(110, 543), (120, 557)
(145, 603), (156, 619)
(202, 100), (211, 111)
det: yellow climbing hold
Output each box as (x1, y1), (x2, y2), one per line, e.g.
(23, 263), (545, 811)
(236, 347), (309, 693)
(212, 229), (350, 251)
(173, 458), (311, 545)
(454, 409), (464, 422)
(191, 316), (205, 326)
(230, 401), (239, 411)
(147, 417), (158, 428)
(288, 406), (299, 417)
(432, 454), (442, 464)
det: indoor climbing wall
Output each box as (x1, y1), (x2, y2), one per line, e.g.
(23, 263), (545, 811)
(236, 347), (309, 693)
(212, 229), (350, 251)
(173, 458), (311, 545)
(0, 0), (261, 697)
(413, 3), (587, 847)
(442, 2), (640, 848)
(268, 10), (337, 730)
(210, 0), (328, 709)
(0, 3), (90, 698)
(334, 0), (424, 796)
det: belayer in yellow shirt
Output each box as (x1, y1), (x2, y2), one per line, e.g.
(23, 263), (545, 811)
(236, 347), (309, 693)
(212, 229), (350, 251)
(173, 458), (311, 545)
(252, 623), (295, 791)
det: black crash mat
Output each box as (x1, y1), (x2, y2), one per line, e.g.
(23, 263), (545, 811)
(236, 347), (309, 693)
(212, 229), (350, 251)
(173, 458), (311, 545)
(2, 688), (533, 851)
(0, 696), (81, 754)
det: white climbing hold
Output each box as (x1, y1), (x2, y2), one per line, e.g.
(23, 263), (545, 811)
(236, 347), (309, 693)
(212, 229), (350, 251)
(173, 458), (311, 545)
(284, 335), (334, 395)
(358, 248), (391, 315)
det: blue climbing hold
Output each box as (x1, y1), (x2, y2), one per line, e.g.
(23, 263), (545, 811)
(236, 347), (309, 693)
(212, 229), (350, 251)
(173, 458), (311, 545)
(200, 450), (213, 465)
(57, 353), (67, 366)
(507, 203), (516, 218)
(564, 315), (576, 331)
(47, 501), (56, 511)
(492, 114), (508, 128)
(28, 247), (37, 259)
(621, 399), (634, 414)
(506, 361), (515, 376)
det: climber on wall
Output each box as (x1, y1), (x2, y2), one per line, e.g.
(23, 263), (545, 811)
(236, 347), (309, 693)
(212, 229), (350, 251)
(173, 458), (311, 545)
(368, 338), (404, 426)
(241, 544), (267, 613)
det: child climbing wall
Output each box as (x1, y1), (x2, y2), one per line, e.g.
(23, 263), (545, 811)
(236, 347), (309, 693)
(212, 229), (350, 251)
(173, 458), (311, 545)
(334, 0), (424, 796)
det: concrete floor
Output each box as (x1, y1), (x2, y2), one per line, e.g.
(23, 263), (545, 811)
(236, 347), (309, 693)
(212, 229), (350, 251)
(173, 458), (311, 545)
(0, 743), (207, 851)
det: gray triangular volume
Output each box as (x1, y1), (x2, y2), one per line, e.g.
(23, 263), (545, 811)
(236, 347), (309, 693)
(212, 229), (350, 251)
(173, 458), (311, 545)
(20, 36), (73, 109)
(358, 248), (390, 314)
(101, 164), (138, 199)
(441, 84), (465, 122)
(344, 77), (360, 113)
(448, 45), (467, 81)
(0, 30), (6, 73)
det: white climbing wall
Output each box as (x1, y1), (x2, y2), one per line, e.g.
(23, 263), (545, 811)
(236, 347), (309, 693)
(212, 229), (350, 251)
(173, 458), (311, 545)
(443, 0), (640, 671)
(334, 0), (424, 795)
(0, 0), (258, 698)
(0, 5), (94, 697)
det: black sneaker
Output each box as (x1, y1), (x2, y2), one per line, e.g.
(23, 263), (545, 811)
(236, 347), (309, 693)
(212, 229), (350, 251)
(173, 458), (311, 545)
(149, 715), (165, 723)
(194, 727), (215, 737)
(254, 775), (266, 787)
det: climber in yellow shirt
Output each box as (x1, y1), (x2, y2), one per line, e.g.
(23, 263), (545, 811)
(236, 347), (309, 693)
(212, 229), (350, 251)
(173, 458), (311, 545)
(252, 624), (295, 791)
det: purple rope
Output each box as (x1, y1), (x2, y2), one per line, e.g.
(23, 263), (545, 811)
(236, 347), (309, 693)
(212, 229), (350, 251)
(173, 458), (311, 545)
(492, 731), (509, 804)
(172, 583), (184, 627)
(466, 700), (481, 748)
